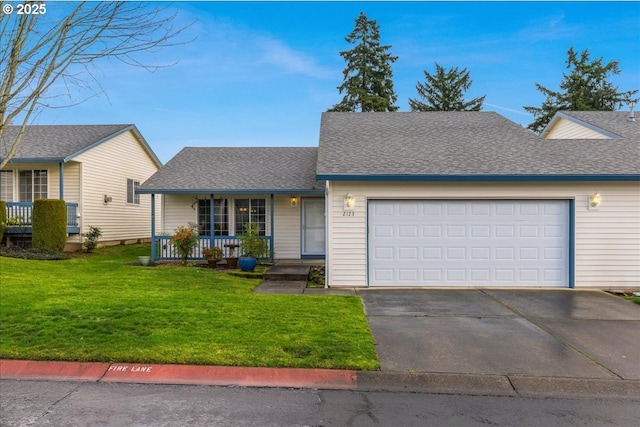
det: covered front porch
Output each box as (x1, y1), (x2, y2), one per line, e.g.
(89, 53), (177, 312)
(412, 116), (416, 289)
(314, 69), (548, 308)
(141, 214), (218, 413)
(136, 146), (327, 263)
(4, 202), (80, 235)
(144, 192), (325, 263)
(148, 193), (278, 262)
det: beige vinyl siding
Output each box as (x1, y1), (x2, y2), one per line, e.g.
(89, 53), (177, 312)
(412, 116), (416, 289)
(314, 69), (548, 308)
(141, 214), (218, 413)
(73, 130), (160, 242)
(327, 181), (640, 288)
(545, 117), (612, 139)
(162, 194), (195, 234)
(62, 162), (81, 204)
(62, 162), (82, 244)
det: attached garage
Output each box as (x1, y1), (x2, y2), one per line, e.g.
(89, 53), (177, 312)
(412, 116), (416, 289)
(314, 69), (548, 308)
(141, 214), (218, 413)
(367, 200), (571, 287)
(318, 111), (640, 289)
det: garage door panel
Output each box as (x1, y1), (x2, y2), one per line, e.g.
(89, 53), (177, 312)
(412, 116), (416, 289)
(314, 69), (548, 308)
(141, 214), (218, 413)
(447, 225), (466, 237)
(471, 247), (490, 260)
(496, 225), (515, 238)
(399, 203), (419, 215)
(423, 225), (442, 237)
(368, 200), (569, 287)
(399, 225), (419, 237)
(471, 225), (490, 237)
(519, 225), (539, 238)
(423, 247), (442, 260)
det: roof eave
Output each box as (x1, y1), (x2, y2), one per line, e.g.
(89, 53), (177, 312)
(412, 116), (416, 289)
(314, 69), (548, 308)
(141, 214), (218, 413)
(1, 157), (65, 164)
(136, 188), (325, 195)
(316, 173), (640, 182)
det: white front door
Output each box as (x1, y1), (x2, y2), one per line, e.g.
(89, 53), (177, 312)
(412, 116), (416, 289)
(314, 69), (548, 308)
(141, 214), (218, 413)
(301, 198), (326, 256)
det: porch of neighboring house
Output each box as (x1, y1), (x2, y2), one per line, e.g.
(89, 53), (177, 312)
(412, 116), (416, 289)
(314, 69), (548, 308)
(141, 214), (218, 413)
(4, 202), (80, 236)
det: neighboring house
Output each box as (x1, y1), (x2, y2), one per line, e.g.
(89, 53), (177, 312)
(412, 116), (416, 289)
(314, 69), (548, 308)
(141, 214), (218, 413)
(0, 125), (162, 251)
(141, 111), (640, 289)
(137, 147), (325, 260)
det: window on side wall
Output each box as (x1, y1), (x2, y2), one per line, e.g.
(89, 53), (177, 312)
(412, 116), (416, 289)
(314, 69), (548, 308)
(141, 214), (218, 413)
(198, 198), (229, 236)
(127, 179), (140, 205)
(234, 198), (266, 236)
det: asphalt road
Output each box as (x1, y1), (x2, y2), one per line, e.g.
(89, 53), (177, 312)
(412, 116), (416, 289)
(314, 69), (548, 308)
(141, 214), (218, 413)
(2, 379), (639, 427)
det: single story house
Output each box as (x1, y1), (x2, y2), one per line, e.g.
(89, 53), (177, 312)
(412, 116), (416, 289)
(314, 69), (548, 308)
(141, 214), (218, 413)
(1, 125), (162, 251)
(139, 111), (639, 289)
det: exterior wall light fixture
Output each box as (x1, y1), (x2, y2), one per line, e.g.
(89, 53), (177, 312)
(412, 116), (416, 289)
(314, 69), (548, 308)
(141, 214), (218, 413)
(589, 192), (601, 210)
(290, 196), (298, 208)
(344, 193), (355, 210)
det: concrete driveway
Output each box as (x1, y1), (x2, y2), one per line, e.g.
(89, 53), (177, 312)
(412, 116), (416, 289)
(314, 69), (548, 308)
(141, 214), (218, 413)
(359, 289), (640, 380)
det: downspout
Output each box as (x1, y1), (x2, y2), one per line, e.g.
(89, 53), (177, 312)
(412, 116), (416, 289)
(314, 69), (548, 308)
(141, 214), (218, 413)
(270, 193), (275, 262)
(325, 181), (330, 288)
(151, 194), (156, 261)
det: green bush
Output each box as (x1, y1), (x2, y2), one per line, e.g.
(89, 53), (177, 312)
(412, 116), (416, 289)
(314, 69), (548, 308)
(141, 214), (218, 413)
(0, 200), (6, 238)
(32, 199), (67, 252)
(83, 225), (102, 253)
(170, 222), (199, 264)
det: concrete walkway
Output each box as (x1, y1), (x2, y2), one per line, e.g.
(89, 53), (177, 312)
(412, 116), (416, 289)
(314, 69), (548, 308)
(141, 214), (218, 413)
(2, 289), (639, 399)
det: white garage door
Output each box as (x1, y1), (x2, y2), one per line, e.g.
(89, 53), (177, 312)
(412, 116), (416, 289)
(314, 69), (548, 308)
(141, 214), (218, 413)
(368, 200), (570, 287)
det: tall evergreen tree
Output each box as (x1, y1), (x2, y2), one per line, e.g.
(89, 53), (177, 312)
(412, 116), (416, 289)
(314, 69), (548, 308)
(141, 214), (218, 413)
(328, 12), (398, 112)
(409, 63), (485, 111)
(524, 47), (638, 133)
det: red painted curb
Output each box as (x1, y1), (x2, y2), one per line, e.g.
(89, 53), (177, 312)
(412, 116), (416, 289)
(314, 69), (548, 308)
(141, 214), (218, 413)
(101, 363), (358, 389)
(0, 360), (109, 382)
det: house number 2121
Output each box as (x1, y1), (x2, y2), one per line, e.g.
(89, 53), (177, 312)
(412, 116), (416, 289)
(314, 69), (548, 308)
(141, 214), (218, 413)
(342, 211), (355, 217)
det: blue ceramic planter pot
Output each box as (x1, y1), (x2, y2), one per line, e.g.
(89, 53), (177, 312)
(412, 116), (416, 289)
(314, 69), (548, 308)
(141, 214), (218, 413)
(238, 256), (257, 272)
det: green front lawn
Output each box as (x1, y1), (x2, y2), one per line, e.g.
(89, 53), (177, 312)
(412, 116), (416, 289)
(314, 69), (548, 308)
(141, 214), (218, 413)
(0, 245), (378, 370)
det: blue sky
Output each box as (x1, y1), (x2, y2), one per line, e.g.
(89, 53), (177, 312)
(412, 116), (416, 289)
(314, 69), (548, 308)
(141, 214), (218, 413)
(32, 1), (640, 163)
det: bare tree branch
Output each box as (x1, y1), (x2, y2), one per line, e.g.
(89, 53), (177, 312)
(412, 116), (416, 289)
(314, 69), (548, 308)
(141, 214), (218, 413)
(0, 1), (194, 168)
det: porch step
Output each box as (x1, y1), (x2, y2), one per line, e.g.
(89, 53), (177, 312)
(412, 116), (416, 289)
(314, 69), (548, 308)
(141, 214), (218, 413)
(263, 265), (310, 282)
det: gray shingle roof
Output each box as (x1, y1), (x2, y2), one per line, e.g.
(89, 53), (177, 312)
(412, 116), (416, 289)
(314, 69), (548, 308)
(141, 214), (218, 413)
(552, 111), (640, 140)
(317, 112), (640, 177)
(139, 147), (324, 193)
(0, 124), (147, 162)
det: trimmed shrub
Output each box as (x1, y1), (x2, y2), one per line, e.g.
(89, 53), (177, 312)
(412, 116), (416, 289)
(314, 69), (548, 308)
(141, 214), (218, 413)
(0, 200), (6, 238)
(32, 199), (67, 252)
